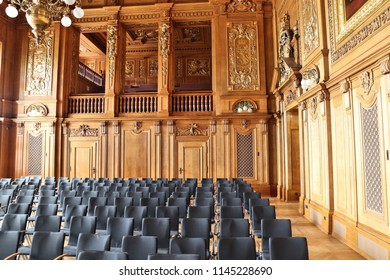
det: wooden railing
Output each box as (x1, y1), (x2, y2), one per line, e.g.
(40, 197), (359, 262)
(118, 94), (158, 113)
(68, 96), (106, 114)
(78, 63), (104, 86)
(172, 92), (213, 113)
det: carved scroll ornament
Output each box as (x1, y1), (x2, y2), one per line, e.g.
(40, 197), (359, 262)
(176, 123), (208, 136)
(69, 125), (99, 137)
(224, 0), (256, 13)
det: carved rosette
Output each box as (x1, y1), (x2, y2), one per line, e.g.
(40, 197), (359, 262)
(69, 125), (99, 137)
(25, 31), (54, 96)
(107, 26), (118, 89)
(224, 0), (256, 13)
(160, 23), (170, 86)
(227, 23), (259, 91)
(176, 123), (208, 136)
(302, 0), (319, 58)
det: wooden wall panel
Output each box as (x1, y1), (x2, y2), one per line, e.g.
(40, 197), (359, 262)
(122, 129), (151, 179)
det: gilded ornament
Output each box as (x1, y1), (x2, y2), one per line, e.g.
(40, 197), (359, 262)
(108, 26), (118, 89)
(176, 123), (208, 136)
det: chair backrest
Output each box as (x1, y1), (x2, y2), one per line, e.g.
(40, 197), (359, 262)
(63, 205), (88, 230)
(15, 195), (34, 205)
(187, 206), (212, 220)
(135, 186), (150, 198)
(269, 237), (309, 260)
(81, 191), (98, 205)
(18, 189), (35, 196)
(148, 254), (201, 260)
(77, 250), (128, 260)
(34, 203), (58, 217)
(219, 218), (250, 238)
(167, 197), (188, 219)
(140, 197), (159, 217)
(62, 195), (81, 215)
(0, 231), (20, 260)
(106, 217), (134, 248)
(142, 218), (170, 251)
(6, 203), (31, 215)
(251, 205), (276, 237)
(0, 213), (28, 232)
(220, 206), (244, 219)
(218, 237), (256, 260)
(194, 191), (213, 198)
(243, 192), (261, 211)
(261, 219), (292, 252)
(0, 195), (12, 212)
(29, 231), (65, 260)
(249, 198), (270, 217)
(123, 206), (147, 231)
(87, 197), (108, 216)
(34, 215), (62, 232)
(219, 191), (237, 204)
(221, 197), (242, 207)
(114, 197), (133, 217)
(149, 192), (166, 206)
(156, 206), (179, 233)
(106, 191), (120, 205)
(94, 205), (117, 230)
(125, 191), (143, 206)
(75, 233), (111, 258)
(38, 190), (56, 197)
(122, 236), (157, 260)
(169, 237), (207, 260)
(181, 218), (211, 249)
(37, 196), (58, 205)
(68, 216), (97, 246)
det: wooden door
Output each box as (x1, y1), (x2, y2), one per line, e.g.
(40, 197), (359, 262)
(178, 141), (208, 182)
(69, 141), (98, 179)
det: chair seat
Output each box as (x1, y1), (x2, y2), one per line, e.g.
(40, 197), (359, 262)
(17, 246), (31, 255)
(63, 246), (77, 256)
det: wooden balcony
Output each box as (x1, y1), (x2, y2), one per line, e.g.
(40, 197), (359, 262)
(171, 92), (213, 114)
(68, 95), (106, 115)
(118, 94), (158, 114)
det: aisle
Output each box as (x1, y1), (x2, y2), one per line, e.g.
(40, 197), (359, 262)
(271, 198), (365, 260)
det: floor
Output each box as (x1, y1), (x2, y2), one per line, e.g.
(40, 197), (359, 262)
(271, 198), (365, 260)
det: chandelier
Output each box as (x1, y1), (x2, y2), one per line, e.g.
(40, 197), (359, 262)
(0, 0), (84, 44)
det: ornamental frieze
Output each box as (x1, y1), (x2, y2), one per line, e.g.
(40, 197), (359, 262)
(69, 125), (99, 137)
(176, 123), (208, 136)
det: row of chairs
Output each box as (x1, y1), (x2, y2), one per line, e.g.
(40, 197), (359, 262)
(0, 176), (308, 260)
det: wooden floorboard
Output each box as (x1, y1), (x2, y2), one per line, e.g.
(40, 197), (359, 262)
(271, 198), (365, 260)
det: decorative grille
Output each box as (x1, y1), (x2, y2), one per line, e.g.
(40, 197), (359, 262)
(362, 102), (383, 214)
(27, 133), (43, 176)
(237, 132), (254, 178)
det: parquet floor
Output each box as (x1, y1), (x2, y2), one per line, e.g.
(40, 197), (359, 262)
(270, 198), (365, 260)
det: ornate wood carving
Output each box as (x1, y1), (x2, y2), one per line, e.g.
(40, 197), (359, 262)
(167, 120), (174, 134)
(131, 121), (143, 134)
(227, 22), (259, 91)
(25, 31), (54, 96)
(154, 121), (161, 134)
(149, 59), (158, 77)
(69, 125), (99, 137)
(302, 0), (319, 58)
(357, 70), (378, 108)
(224, 0), (256, 13)
(100, 122), (107, 135)
(187, 58), (210, 76)
(125, 60), (135, 78)
(380, 57), (390, 75)
(301, 65), (320, 91)
(329, 1), (390, 62)
(112, 121), (120, 135)
(108, 25), (118, 89)
(33, 122), (41, 132)
(210, 120), (216, 134)
(176, 123), (208, 136)
(160, 23), (170, 86)
(120, 13), (161, 21)
(233, 99), (257, 113)
(26, 103), (49, 117)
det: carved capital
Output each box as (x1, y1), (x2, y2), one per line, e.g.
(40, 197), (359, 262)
(339, 79), (351, 93)
(223, 120), (230, 133)
(17, 122), (25, 136)
(100, 122), (107, 135)
(112, 121), (120, 135)
(167, 120), (174, 135)
(154, 121), (161, 134)
(209, 120), (216, 135)
(62, 122), (68, 135)
(380, 58), (390, 75)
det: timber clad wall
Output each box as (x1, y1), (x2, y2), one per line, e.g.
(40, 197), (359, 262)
(1, 0), (390, 259)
